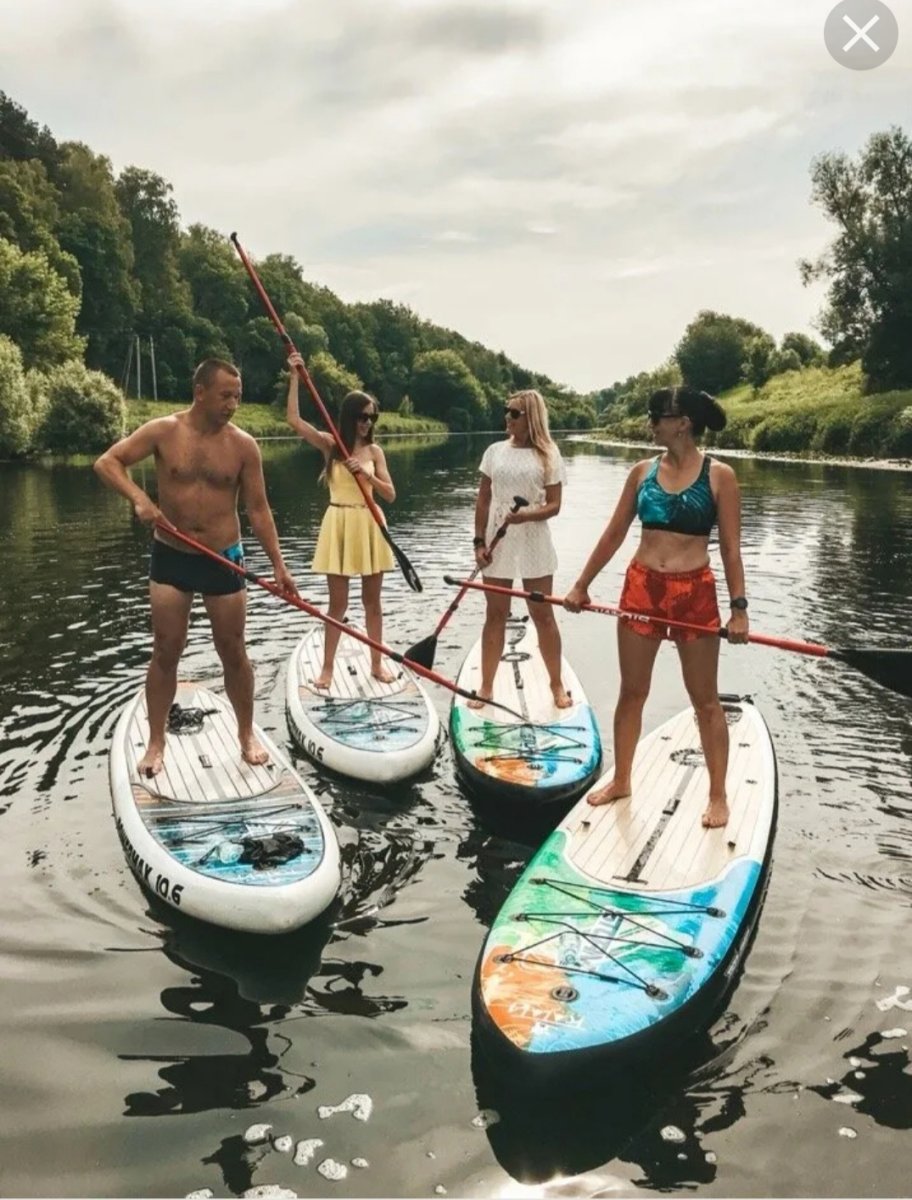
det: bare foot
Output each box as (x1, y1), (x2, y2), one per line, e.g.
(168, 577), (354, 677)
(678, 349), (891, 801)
(467, 691), (493, 710)
(371, 664), (397, 684)
(312, 669), (333, 689)
(702, 797), (729, 828)
(551, 684), (573, 709)
(240, 736), (270, 767)
(137, 744), (165, 778)
(587, 778), (631, 807)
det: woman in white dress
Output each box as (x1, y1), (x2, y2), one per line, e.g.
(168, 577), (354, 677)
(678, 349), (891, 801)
(470, 389), (571, 710)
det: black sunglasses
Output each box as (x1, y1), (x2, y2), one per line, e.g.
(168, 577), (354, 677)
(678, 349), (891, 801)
(648, 410), (678, 424)
(504, 407), (526, 420)
(357, 412), (378, 425)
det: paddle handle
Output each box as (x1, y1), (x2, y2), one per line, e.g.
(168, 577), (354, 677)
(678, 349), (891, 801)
(432, 496), (528, 639)
(230, 233), (385, 528)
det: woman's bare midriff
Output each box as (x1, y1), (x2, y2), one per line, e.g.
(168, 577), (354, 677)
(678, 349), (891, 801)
(634, 528), (711, 573)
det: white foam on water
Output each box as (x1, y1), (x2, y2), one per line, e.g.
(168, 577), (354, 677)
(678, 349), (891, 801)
(293, 1139), (324, 1167)
(660, 1126), (686, 1144)
(876, 985), (912, 1013)
(317, 1158), (349, 1181)
(676, 1152), (687, 1161)
(838, 1127), (858, 1139)
(833, 1091), (863, 1105)
(273, 1136), (293, 1154)
(317, 1093), (373, 1122)
(705, 1152), (717, 1165)
(848, 1057), (862, 1068)
(471, 1109), (501, 1130)
(351, 1158), (369, 1169)
(881, 1028), (908, 1038)
(435, 1188), (447, 1196)
(185, 1191), (214, 1199)
(243, 1124), (273, 1145)
(243, 1189), (298, 1199)
(854, 1071), (866, 1080)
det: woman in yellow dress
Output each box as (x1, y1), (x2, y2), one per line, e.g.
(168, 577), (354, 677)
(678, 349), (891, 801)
(286, 352), (396, 687)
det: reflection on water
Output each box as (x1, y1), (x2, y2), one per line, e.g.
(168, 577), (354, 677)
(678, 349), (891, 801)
(1, 437), (911, 1197)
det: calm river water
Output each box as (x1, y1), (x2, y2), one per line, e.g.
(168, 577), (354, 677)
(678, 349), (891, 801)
(1, 434), (911, 1199)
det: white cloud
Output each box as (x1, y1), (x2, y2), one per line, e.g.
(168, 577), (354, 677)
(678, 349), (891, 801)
(0, 0), (907, 389)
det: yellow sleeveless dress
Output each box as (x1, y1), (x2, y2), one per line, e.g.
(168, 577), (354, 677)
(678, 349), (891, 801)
(311, 459), (396, 576)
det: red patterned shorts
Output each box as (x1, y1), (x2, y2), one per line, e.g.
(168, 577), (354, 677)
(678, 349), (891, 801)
(619, 560), (720, 643)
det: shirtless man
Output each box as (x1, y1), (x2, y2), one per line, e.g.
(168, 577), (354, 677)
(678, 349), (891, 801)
(94, 358), (298, 778)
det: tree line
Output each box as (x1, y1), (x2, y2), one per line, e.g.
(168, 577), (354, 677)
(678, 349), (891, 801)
(0, 91), (598, 457)
(1, 87), (909, 458)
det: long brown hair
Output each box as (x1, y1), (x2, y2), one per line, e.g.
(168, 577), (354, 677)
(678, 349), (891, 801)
(321, 390), (379, 482)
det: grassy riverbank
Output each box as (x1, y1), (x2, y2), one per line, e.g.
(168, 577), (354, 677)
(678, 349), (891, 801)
(125, 399), (448, 439)
(598, 363), (912, 460)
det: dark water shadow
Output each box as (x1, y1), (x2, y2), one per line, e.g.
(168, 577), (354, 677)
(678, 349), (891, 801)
(470, 1016), (763, 1189)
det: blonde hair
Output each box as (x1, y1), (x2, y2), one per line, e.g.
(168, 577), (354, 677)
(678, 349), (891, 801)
(509, 389), (555, 468)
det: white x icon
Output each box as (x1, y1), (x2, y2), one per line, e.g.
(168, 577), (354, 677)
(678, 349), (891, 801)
(843, 13), (880, 50)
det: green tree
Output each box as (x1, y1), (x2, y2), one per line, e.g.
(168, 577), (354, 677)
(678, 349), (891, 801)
(743, 334), (777, 391)
(410, 349), (487, 428)
(0, 91), (59, 171)
(780, 331), (824, 366)
(800, 126), (912, 390)
(0, 237), (85, 367)
(0, 334), (32, 456)
(307, 351), (362, 413)
(115, 166), (192, 334)
(179, 223), (248, 336)
(35, 360), (126, 452)
(675, 311), (769, 393)
(55, 143), (139, 376)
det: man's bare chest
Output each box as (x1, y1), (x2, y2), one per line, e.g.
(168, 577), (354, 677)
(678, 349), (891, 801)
(159, 440), (241, 490)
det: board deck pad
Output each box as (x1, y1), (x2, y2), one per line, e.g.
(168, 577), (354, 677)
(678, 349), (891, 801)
(475, 698), (776, 1059)
(450, 615), (601, 803)
(287, 627), (438, 781)
(122, 684), (328, 888)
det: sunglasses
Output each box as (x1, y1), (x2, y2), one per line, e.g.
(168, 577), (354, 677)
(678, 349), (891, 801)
(504, 408), (526, 420)
(648, 410), (678, 424)
(357, 412), (379, 425)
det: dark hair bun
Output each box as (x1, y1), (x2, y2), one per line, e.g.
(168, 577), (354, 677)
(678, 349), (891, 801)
(698, 391), (727, 432)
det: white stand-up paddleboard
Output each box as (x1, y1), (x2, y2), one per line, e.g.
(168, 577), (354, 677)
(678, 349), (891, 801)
(473, 696), (777, 1076)
(110, 683), (340, 935)
(286, 627), (440, 783)
(450, 615), (601, 812)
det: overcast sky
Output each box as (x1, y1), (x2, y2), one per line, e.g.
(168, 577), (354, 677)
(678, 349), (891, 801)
(1, 0), (908, 390)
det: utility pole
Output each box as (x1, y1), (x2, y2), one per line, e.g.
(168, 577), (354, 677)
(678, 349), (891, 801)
(149, 336), (159, 402)
(135, 334), (142, 399)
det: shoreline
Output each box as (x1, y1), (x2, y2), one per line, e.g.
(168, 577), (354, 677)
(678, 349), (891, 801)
(568, 434), (912, 473)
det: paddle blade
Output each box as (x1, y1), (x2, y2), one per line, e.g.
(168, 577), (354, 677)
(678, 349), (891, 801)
(832, 647), (912, 698)
(405, 633), (437, 671)
(380, 526), (422, 592)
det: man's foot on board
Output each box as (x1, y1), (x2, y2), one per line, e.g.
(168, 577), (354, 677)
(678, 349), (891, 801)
(138, 745), (165, 779)
(371, 665), (397, 684)
(240, 736), (270, 767)
(467, 691), (493, 710)
(587, 778), (631, 807)
(702, 797), (729, 828)
(551, 684), (573, 709)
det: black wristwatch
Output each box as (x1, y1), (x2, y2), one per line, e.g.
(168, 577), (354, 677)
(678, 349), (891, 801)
(730, 596), (748, 611)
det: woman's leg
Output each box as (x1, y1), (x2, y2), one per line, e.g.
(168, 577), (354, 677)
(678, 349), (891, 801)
(362, 572), (395, 682)
(588, 623), (662, 806)
(676, 635), (729, 827)
(523, 574), (571, 708)
(316, 574), (349, 687)
(467, 576), (511, 708)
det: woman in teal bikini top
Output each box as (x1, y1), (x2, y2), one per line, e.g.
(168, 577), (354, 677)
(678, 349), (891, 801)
(565, 385), (749, 833)
(636, 454), (717, 536)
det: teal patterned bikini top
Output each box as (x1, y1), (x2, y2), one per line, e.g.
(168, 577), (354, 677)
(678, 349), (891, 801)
(637, 455), (716, 536)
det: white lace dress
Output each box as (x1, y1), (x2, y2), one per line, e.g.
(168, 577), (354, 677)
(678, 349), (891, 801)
(478, 440), (567, 579)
